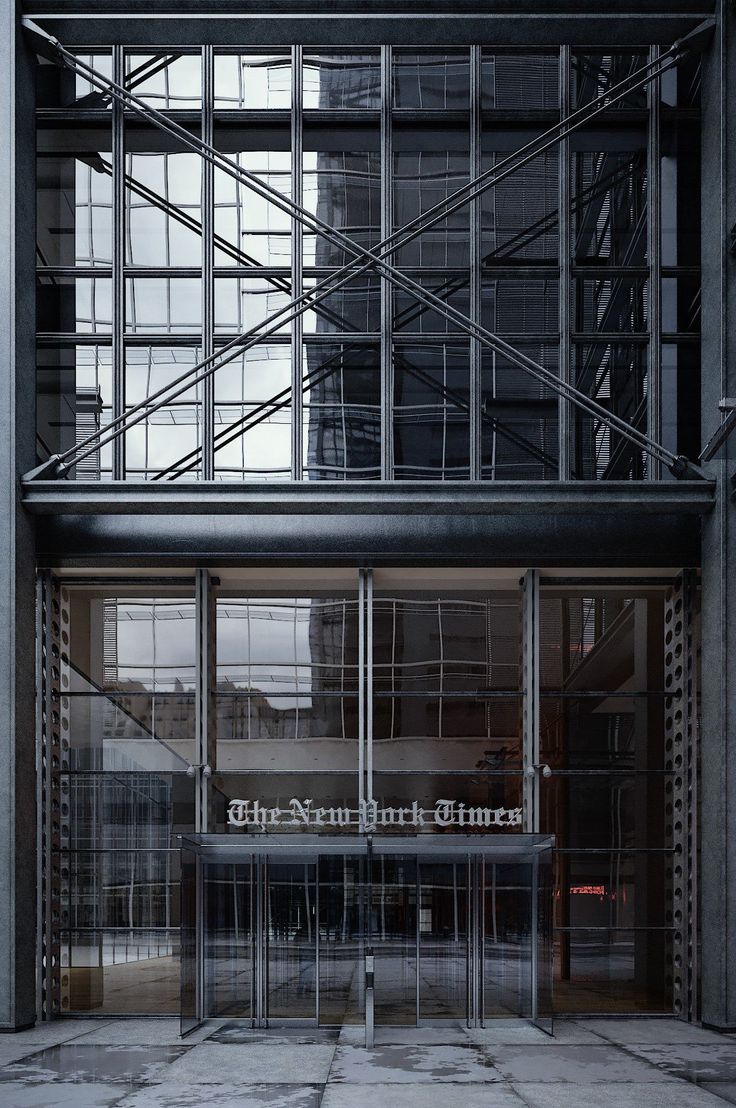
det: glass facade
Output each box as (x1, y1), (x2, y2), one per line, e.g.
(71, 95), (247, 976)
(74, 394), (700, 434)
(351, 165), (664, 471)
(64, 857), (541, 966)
(51, 570), (690, 1019)
(35, 47), (700, 482)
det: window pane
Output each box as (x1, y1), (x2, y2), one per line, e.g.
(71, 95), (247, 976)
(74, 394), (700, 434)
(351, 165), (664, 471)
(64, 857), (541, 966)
(37, 345), (113, 479)
(304, 53), (381, 110)
(37, 154), (113, 267)
(125, 152), (202, 267)
(125, 53), (202, 109)
(38, 276), (112, 334)
(481, 53), (559, 110)
(303, 342), (381, 480)
(214, 345), (292, 481)
(214, 150), (292, 267)
(393, 343), (470, 478)
(394, 51), (470, 110)
(215, 54), (291, 109)
(125, 278), (202, 334)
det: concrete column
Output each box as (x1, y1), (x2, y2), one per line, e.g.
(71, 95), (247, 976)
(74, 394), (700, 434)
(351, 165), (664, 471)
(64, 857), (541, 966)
(0, 4), (39, 1030)
(700, 0), (736, 1031)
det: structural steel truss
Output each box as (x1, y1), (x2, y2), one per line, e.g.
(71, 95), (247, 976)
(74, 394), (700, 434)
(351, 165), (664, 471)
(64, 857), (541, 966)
(23, 17), (714, 485)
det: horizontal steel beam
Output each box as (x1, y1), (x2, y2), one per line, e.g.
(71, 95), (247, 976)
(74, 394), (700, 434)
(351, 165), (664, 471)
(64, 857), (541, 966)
(32, 511), (703, 567)
(22, 479), (715, 516)
(21, 3), (714, 48)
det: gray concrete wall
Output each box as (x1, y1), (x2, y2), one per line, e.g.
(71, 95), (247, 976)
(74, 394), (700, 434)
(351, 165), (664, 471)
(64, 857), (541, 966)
(0, 1), (39, 1030)
(700, 0), (736, 1032)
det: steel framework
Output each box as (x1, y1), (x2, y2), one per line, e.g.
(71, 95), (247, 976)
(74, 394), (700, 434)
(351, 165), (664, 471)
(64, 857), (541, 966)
(24, 17), (713, 485)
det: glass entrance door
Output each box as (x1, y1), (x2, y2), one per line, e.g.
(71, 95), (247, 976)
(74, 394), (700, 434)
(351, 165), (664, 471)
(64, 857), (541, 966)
(418, 860), (468, 1021)
(184, 834), (553, 1032)
(266, 859), (318, 1022)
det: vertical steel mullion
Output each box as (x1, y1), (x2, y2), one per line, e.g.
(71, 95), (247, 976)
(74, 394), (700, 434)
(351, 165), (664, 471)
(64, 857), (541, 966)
(381, 45), (393, 479)
(479, 856), (486, 1026)
(466, 857), (474, 1027)
(366, 568), (374, 806)
(291, 46), (304, 479)
(522, 569), (540, 833)
(195, 569), (212, 833)
(647, 45), (662, 480)
(559, 46), (572, 480)
(358, 570), (366, 827)
(201, 46), (215, 480)
(530, 858), (539, 1022)
(196, 855), (205, 1022)
(470, 47), (482, 481)
(112, 45), (125, 479)
(315, 862), (320, 1025)
(415, 859), (421, 1024)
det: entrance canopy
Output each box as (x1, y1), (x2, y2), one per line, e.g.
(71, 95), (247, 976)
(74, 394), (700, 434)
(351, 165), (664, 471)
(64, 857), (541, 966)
(180, 833), (554, 1040)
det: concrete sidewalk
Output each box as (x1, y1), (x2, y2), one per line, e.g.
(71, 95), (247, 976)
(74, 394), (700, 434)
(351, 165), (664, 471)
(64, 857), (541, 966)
(0, 1018), (734, 1107)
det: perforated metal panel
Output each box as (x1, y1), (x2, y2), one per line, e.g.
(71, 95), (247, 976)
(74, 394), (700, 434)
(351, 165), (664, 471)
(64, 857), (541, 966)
(37, 574), (71, 1019)
(664, 569), (699, 1021)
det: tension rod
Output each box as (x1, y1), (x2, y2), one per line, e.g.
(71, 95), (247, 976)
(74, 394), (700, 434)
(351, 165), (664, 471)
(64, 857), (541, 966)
(22, 17), (713, 481)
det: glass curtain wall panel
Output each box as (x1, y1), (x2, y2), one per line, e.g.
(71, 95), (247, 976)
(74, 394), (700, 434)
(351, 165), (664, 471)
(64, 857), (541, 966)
(35, 43), (701, 481)
(214, 585), (361, 826)
(60, 587), (196, 1014)
(539, 586), (672, 1012)
(372, 587), (523, 823)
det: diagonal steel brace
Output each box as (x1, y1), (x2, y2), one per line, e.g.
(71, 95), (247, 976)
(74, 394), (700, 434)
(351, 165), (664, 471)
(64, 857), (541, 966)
(22, 17), (713, 482)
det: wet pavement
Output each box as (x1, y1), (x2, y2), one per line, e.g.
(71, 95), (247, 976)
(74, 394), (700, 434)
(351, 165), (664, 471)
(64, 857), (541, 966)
(0, 1018), (735, 1106)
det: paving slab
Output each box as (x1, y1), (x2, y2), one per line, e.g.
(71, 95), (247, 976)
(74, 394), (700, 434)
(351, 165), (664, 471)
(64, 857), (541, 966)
(329, 1042), (502, 1083)
(321, 1082), (527, 1107)
(512, 1081), (728, 1107)
(151, 1042), (336, 1085)
(577, 1019), (736, 1046)
(115, 1083), (324, 1108)
(0, 1080), (128, 1108)
(488, 1043), (678, 1083)
(0, 1044), (188, 1087)
(625, 1043), (736, 1082)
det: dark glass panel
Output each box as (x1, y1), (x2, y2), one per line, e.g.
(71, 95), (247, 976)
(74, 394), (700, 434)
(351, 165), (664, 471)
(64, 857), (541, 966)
(572, 150), (647, 266)
(554, 929), (672, 1013)
(304, 53), (381, 110)
(481, 53), (559, 110)
(303, 342), (381, 480)
(36, 345), (113, 478)
(37, 154), (113, 267)
(65, 772), (195, 852)
(393, 152), (469, 267)
(481, 345), (560, 482)
(393, 343), (470, 479)
(67, 850), (180, 930)
(393, 52), (470, 110)
(554, 852), (671, 930)
(304, 277), (381, 334)
(480, 151), (559, 262)
(572, 52), (648, 110)
(574, 277), (648, 335)
(540, 774), (669, 850)
(204, 862), (253, 1018)
(571, 342), (648, 480)
(303, 150), (381, 266)
(37, 275), (112, 334)
(60, 928), (181, 1014)
(37, 52), (113, 110)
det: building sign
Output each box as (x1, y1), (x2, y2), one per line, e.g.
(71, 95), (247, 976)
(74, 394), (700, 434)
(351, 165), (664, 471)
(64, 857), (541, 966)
(227, 797), (522, 831)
